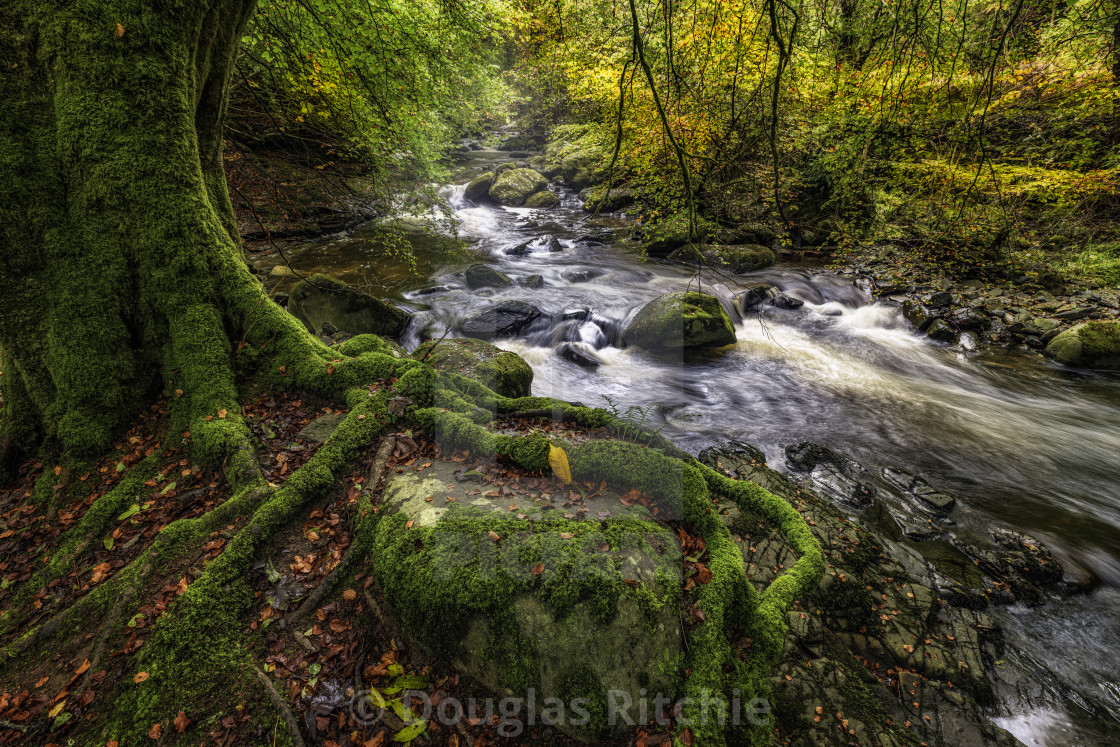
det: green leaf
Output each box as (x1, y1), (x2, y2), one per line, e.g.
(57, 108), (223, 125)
(103, 536), (114, 551)
(393, 675), (429, 690)
(393, 720), (427, 742)
(387, 663), (404, 678)
(117, 504), (141, 521)
(160, 482), (176, 495)
(115, 461), (126, 472)
(265, 560), (281, 584)
(308, 662), (321, 677)
(127, 613), (145, 628)
(388, 698), (411, 721)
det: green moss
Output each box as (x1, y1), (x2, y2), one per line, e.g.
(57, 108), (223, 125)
(416, 338), (534, 398)
(624, 292), (737, 350)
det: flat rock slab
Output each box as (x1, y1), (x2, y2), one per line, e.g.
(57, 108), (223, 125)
(296, 412), (346, 443)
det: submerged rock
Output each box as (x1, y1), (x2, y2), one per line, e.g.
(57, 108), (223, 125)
(785, 442), (875, 508)
(460, 300), (545, 340)
(557, 342), (602, 370)
(1044, 320), (1120, 369)
(287, 274), (410, 338)
(623, 291), (736, 350)
(733, 283), (781, 314)
(414, 338), (533, 398)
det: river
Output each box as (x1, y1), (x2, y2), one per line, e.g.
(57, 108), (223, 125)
(259, 146), (1120, 745)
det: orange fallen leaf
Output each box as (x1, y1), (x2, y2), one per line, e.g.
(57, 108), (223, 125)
(134, 671), (149, 683)
(148, 722), (161, 739)
(115, 22), (125, 37)
(174, 711), (190, 732)
(343, 589), (357, 601)
(217, 409), (227, 419)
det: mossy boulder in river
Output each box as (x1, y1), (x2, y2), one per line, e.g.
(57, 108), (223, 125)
(642, 213), (714, 257)
(369, 461), (683, 739)
(287, 273), (410, 338)
(1044, 320), (1120, 369)
(668, 244), (775, 274)
(488, 168), (549, 206)
(464, 171), (495, 203)
(414, 338), (533, 398)
(624, 291), (736, 350)
(523, 189), (560, 208)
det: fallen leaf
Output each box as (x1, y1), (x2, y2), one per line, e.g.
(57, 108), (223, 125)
(343, 589), (357, 601)
(148, 722), (161, 739)
(174, 711), (190, 732)
(488, 530), (500, 542)
(134, 671), (149, 683)
(548, 444), (572, 484)
(217, 409), (228, 419)
(115, 22), (125, 37)
(695, 564), (713, 584)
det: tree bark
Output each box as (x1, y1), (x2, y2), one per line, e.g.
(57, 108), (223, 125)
(0, 0), (261, 464)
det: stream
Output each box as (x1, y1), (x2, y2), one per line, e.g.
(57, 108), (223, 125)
(260, 147), (1120, 745)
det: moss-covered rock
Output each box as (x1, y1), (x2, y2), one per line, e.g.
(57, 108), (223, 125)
(543, 124), (610, 189)
(370, 461), (684, 739)
(642, 213), (714, 257)
(465, 171), (495, 203)
(488, 168), (549, 207)
(523, 189), (560, 208)
(1044, 320), (1120, 369)
(583, 186), (635, 213)
(414, 338), (533, 398)
(464, 264), (513, 289)
(668, 244), (776, 274)
(288, 273), (410, 338)
(624, 292), (736, 350)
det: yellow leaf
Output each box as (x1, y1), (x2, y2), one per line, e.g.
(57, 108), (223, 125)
(115, 23), (125, 37)
(49, 700), (66, 718)
(548, 444), (571, 484)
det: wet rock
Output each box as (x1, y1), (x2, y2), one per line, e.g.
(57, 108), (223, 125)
(414, 338), (533, 398)
(557, 342), (602, 370)
(288, 274), (410, 339)
(624, 291), (736, 350)
(545, 235), (563, 252)
(504, 241), (533, 256)
(464, 171), (495, 203)
(575, 230), (615, 246)
(785, 442), (875, 508)
(562, 268), (603, 283)
(464, 264), (513, 289)
(773, 294), (804, 310)
(928, 290), (954, 307)
(488, 168), (549, 207)
(926, 318), (959, 343)
(1044, 320), (1120, 369)
(413, 285), (450, 296)
(892, 511), (945, 541)
(523, 189), (560, 208)
(902, 299), (936, 331)
(562, 308), (593, 321)
(953, 529), (1066, 606)
(520, 274), (544, 289)
(272, 291), (289, 306)
(671, 244), (776, 274)
(460, 300), (545, 340)
(497, 133), (545, 151)
(949, 308), (990, 331)
(881, 467), (957, 515)
(732, 283), (780, 314)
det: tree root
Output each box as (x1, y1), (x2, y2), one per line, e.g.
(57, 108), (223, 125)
(254, 666), (307, 747)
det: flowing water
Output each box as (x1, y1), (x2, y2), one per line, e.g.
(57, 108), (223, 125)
(261, 148), (1120, 745)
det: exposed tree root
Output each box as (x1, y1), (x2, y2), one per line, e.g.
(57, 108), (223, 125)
(254, 666), (307, 747)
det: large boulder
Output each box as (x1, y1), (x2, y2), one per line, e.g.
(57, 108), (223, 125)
(460, 300), (546, 340)
(523, 189), (560, 208)
(624, 292), (736, 350)
(712, 223), (776, 246)
(1044, 320), (1120, 369)
(543, 124), (609, 188)
(370, 461), (683, 740)
(582, 187), (635, 213)
(488, 168), (549, 207)
(287, 274), (409, 338)
(414, 338), (533, 398)
(465, 264), (512, 289)
(668, 244), (775, 274)
(464, 172), (495, 203)
(642, 213), (714, 257)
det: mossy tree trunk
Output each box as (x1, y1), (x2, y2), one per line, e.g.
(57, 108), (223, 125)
(0, 0), (263, 468)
